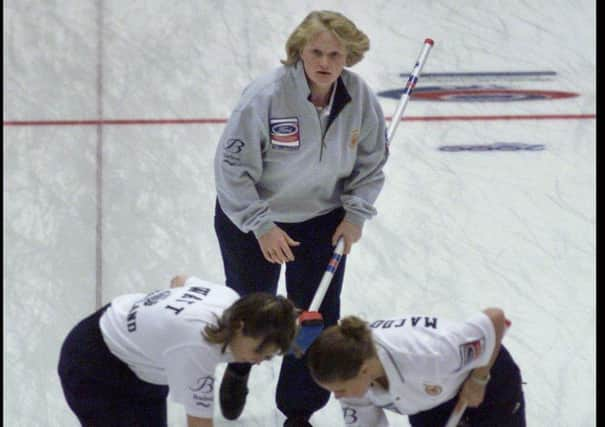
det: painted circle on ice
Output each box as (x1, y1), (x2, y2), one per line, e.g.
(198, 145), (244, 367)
(378, 88), (578, 102)
(412, 89), (578, 102)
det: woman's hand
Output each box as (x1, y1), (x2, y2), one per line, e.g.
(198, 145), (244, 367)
(258, 226), (301, 264)
(453, 372), (489, 413)
(331, 220), (362, 255)
(187, 415), (213, 427)
(170, 275), (188, 288)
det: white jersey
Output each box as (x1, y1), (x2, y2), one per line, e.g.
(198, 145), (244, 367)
(99, 277), (239, 418)
(339, 312), (496, 427)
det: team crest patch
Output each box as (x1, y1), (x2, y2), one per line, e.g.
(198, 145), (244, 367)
(459, 338), (485, 368)
(424, 384), (443, 396)
(350, 128), (360, 148)
(270, 117), (300, 150)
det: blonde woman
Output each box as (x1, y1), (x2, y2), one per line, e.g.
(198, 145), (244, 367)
(58, 275), (298, 427)
(307, 309), (526, 426)
(214, 11), (388, 427)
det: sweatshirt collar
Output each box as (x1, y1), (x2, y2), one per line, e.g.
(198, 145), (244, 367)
(293, 61), (351, 107)
(292, 60), (352, 130)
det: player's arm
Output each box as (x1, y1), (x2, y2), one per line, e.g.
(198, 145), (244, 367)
(470, 308), (507, 380)
(164, 347), (216, 426)
(186, 415), (212, 427)
(454, 308), (507, 411)
(340, 90), (388, 247)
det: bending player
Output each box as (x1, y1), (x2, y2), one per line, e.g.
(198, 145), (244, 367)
(307, 308), (525, 426)
(58, 275), (299, 427)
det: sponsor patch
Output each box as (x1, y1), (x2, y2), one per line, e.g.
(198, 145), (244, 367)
(424, 384), (443, 396)
(459, 338), (485, 368)
(270, 117), (300, 150)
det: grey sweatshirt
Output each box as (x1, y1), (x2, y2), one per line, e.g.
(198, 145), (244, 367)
(214, 60), (389, 237)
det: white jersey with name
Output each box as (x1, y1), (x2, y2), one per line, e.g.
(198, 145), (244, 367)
(99, 277), (239, 418)
(339, 312), (496, 427)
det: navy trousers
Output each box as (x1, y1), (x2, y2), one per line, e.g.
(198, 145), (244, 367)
(58, 305), (169, 427)
(408, 345), (526, 427)
(214, 200), (347, 420)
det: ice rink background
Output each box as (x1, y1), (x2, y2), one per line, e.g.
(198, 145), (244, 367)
(4, 1), (595, 426)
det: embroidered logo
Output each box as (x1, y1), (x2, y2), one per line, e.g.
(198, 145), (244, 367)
(225, 138), (245, 153)
(350, 128), (360, 148)
(142, 290), (170, 306)
(342, 407), (358, 424)
(189, 376), (214, 393)
(189, 376), (214, 408)
(459, 338), (485, 369)
(223, 138), (245, 166)
(270, 117), (300, 150)
(424, 384), (443, 396)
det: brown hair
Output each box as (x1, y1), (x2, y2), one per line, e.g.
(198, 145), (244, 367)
(281, 11), (370, 67)
(203, 293), (299, 355)
(307, 315), (376, 383)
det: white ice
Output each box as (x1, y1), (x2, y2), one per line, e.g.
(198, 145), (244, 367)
(3, 1), (595, 426)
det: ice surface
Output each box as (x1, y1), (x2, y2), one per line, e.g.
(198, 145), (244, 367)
(4, 1), (595, 426)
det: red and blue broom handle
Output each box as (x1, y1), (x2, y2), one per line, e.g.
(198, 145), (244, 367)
(291, 239), (346, 354)
(295, 38), (435, 354)
(306, 38), (435, 316)
(386, 38), (434, 144)
(308, 238), (346, 312)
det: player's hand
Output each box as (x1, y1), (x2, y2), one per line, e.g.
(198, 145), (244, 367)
(170, 275), (188, 288)
(454, 374), (488, 413)
(331, 220), (362, 255)
(258, 226), (300, 264)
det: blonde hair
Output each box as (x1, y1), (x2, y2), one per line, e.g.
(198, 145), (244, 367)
(281, 11), (370, 67)
(307, 316), (376, 383)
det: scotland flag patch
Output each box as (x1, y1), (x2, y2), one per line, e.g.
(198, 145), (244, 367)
(270, 117), (300, 150)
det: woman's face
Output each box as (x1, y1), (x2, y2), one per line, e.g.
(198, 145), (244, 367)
(228, 325), (280, 365)
(300, 30), (347, 92)
(315, 370), (373, 399)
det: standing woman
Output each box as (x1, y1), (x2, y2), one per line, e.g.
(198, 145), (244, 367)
(307, 308), (526, 426)
(58, 275), (298, 427)
(213, 10), (389, 427)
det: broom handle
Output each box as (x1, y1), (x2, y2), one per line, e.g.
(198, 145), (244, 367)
(308, 38), (435, 312)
